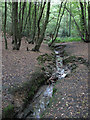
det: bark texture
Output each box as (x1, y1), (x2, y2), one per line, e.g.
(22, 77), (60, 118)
(32, 2), (51, 51)
(4, 2), (8, 49)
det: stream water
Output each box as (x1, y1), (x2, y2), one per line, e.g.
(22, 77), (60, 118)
(17, 45), (70, 119)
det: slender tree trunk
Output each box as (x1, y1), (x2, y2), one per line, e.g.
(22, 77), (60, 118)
(32, 2), (37, 44)
(24, 2), (31, 30)
(37, 2), (46, 39)
(9, 2), (13, 36)
(80, 1), (85, 38)
(49, 2), (66, 47)
(88, 1), (90, 42)
(32, 1), (51, 51)
(66, 11), (68, 36)
(53, 2), (63, 37)
(12, 2), (18, 50)
(69, 2), (71, 37)
(84, 0), (87, 41)
(18, 2), (26, 48)
(12, 3), (14, 44)
(4, 2), (8, 49)
(66, 7), (85, 41)
(29, 3), (32, 37)
(84, 1), (88, 41)
(79, 1), (88, 41)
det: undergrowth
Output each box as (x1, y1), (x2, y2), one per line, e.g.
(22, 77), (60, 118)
(56, 37), (81, 43)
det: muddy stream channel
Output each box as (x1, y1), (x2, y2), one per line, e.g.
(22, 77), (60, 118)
(17, 45), (70, 119)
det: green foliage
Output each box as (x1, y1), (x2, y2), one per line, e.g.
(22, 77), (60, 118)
(37, 53), (54, 64)
(52, 87), (57, 96)
(1, 1), (89, 47)
(56, 37), (81, 43)
(3, 104), (14, 118)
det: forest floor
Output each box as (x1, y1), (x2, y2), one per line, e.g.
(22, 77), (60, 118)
(2, 35), (89, 118)
(2, 35), (52, 109)
(42, 41), (89, 118)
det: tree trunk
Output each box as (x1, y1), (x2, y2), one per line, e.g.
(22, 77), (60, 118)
(12, 2), (19, 50)
(53, 2), (63, 36)
(80, 1), (85, 38)
(32, 2), (37, 44)
(37, 2), (46, 39)
(69, 2), (71, 37)
(18, 2), (26, 48)
(66, 7), (85, 41)
(11, 3), (14, 44)
(84, 0), (88, 41)
(24, 2), (31, 30)
(88, 1), (90, 42)
(32, 1), (51, 51)
(79, 1), (88, 41)
(49, 2), (66, 47)
(4, 2), (8, 49)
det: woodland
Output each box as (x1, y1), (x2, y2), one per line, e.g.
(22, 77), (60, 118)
(2, 0), (90, 50)
(1, 0), (90, 119)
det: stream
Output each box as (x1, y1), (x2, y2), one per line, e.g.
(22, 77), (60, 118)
(17, 45), (70, 119)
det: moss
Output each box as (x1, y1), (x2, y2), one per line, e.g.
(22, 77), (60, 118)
(3, 104), (15, 118)
(63, 56), (77, 65)
(63, 56), (89, 68)
(70, 63), (78, 72)
(37, 53), (55, 65)
(78, 57), (89, 67)
(9, 69), (47, 109)
(52, 87), (57, 96)
(37, 54), (48, 64)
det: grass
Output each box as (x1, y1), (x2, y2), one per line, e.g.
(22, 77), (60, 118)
(52, 87), (57, 96)
(46, 37), (82, 46)
(3, 104), (15, 118)
(56, 37), (81, 43)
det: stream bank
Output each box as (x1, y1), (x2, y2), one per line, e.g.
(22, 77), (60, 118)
(41, 42), (89, 118)
(3, 44), (72, 119)
(14, 44), (71, 119)
(3, 42), (89, 119)
(2, 51), (56, 118)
